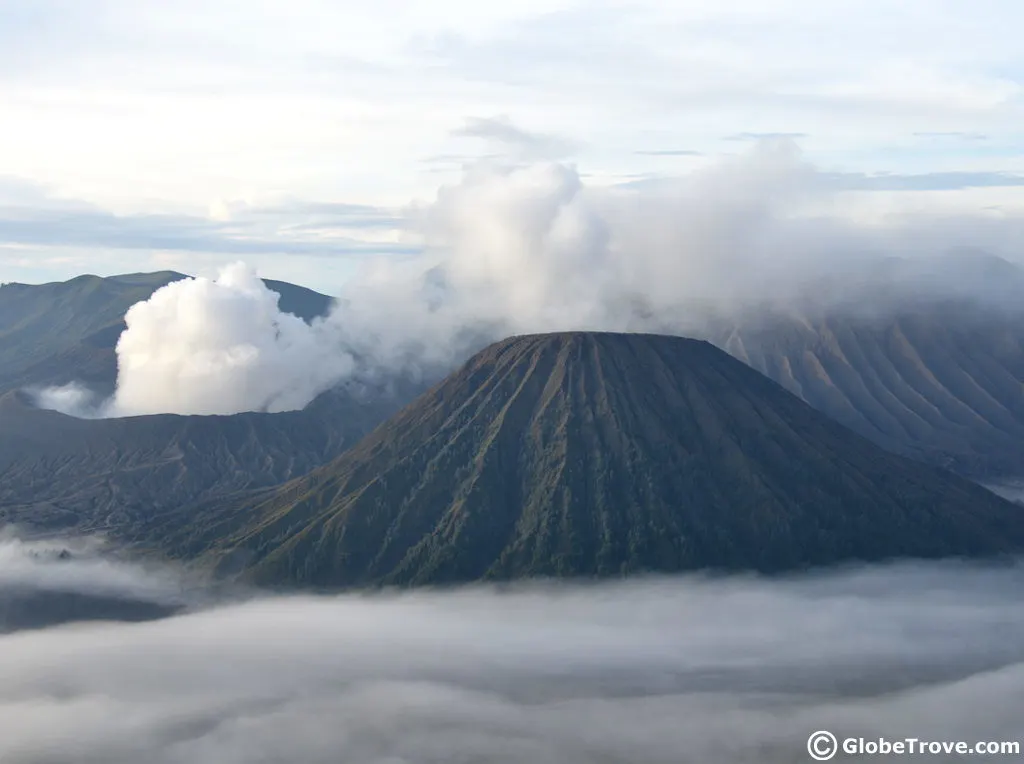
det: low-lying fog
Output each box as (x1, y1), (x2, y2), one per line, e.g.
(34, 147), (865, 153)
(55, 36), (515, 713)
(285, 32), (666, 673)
(1, 537), (1022, 763)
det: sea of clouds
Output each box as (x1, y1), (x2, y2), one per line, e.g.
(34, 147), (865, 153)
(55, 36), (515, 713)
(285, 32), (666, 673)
(0, 537), (1022, 763)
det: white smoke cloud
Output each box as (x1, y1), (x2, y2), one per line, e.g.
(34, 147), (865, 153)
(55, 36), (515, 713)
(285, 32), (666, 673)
(98, 263), (353, 416)
(0, 559), (1022, 762)
(33, 141), (1024, 417)
(27, 382), (103, 418)
(324, 141), (1024, 370)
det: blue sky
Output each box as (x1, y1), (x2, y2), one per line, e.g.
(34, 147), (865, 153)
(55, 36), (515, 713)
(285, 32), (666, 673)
(2, 0), (1023, 291)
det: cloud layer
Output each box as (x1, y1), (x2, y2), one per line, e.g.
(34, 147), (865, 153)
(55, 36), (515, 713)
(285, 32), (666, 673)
(0, 534), (198, 632)
(31, 142), (1024, 417)
(0, 534), (186, 604)
(2, 0), (1024, 287)
(298, 142), (1024, 364)
(0, 558), (1022, 762)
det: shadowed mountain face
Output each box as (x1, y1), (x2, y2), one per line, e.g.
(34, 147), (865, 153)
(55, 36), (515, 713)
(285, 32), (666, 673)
(0, 271), (333, 396)
(173, 332), (1024, 588)
(0, 387), (406, 540)
(0, 272), (183, 395)
(715, 300), (1024, 478)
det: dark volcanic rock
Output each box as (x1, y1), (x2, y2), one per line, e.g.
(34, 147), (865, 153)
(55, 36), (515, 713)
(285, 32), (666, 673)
(182, 332), (1024, 588)
(0, 386), (411, 539)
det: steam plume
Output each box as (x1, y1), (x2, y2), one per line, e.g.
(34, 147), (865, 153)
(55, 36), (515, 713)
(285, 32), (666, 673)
(36, 142), (1024, 417)
(105, 264), (354, 416)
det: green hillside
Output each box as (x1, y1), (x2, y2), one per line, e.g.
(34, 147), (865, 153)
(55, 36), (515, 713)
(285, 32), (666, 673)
(167, 332), (1024, 587)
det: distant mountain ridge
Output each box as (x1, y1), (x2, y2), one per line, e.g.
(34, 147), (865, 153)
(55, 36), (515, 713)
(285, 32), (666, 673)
(4, 264), (1022, 480)
(714, 297), (1024, 478)
(160, 332), (1024, 588)
(0, 271), (333, 396)
(606, 253), (1024, 477)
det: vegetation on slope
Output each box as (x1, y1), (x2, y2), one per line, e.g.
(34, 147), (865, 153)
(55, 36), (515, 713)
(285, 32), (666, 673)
(170, 332), (1024, 588)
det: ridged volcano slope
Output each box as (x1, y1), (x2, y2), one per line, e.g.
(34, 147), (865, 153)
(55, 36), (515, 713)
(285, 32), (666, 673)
(187, 332), (1024, 587)
(716, 303), (1024, 478)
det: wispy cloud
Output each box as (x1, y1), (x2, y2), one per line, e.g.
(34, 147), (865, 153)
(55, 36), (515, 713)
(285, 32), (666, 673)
(726, 132), (809, 141)
(0, 181), (415, 259)
(452, 115), (580, 160)
(633, 149), (703, 157)
(2, 0), (1024, 283)
(619, 167), (1024, 193)
(827, 170), (1024, 191)
(914, 131), (989, 141)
